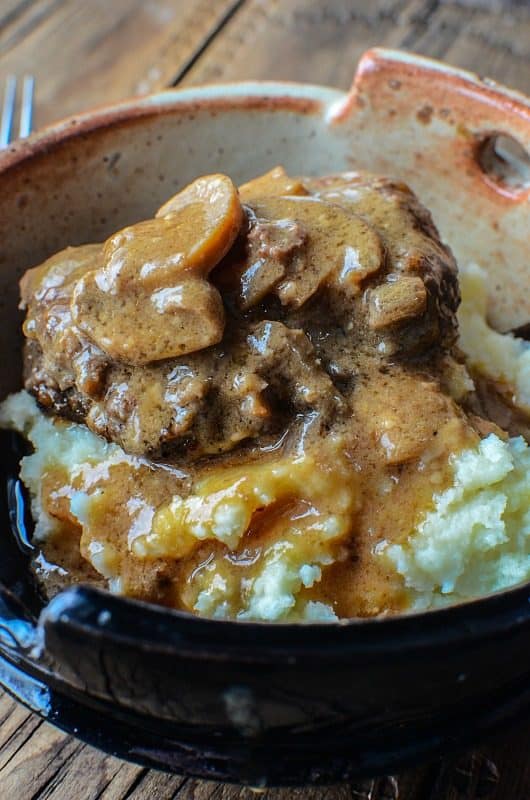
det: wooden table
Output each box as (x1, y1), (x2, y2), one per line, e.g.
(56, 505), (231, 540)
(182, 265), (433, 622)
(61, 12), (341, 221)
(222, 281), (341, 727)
(1, 1), (530, 797)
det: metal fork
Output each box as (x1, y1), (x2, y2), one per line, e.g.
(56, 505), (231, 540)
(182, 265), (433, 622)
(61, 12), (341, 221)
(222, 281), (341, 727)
(0, 75), (34, 148)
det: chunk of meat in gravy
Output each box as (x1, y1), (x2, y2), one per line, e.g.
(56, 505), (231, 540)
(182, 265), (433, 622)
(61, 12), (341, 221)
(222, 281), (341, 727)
(465, 371), (530, 442)
(73, 273), (225, 365)
(354, 367), (464, 465)
(247, 321), (344, 424)
(239, 210), (308, 310)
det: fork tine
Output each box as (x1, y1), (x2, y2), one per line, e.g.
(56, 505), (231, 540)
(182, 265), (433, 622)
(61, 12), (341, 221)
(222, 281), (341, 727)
(19, 75), (34, 138)
(0, 75), (17, 148)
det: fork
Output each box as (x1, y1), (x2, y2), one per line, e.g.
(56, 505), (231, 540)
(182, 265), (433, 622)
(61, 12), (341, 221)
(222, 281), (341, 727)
(0, 75), (34, 148)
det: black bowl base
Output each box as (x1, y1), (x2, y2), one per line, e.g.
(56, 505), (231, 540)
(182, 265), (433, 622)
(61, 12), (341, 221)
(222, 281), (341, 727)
(1, 652), (529, 787)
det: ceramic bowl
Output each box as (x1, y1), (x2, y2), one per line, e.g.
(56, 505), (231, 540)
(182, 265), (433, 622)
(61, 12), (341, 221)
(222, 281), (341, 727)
(0, 49), (529, 787)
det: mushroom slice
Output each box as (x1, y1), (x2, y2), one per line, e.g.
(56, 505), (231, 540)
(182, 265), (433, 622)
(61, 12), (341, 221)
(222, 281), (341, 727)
(239, 213), (308, 310)
(153, 173), (243, 278)
(98, 173), (243, 291)
(71, 174), (243, 363)
(239, 166), (308, 202)
(368, 276), (427, 330)
(72, 274), (224, 364)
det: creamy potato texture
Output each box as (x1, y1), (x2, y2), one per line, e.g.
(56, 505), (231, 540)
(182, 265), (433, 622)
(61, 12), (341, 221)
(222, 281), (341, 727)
(458, 263), (530, 412)
(387, 433), (530, 606)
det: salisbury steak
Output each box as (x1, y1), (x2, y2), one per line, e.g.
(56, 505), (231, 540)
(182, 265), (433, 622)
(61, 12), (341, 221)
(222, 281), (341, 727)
(22, 167), (459, 462)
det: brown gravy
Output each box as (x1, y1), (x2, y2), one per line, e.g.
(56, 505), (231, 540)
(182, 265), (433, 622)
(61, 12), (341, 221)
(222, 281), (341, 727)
(19, 167), (486, 619)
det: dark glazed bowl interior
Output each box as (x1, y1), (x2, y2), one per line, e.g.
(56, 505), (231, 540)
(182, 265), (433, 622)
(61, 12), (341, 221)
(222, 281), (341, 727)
(0, 62), (530, 786)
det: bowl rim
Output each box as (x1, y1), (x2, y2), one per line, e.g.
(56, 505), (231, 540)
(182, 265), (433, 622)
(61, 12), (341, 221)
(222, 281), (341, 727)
(33, 579), (530, 661)
(1, 45), (529, 175)
(1, 48), (530, 644)
(0, 78), (345, 175)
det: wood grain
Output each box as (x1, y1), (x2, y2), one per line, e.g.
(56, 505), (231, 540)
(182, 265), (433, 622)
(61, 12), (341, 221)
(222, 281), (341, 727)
(180, 0), (530, 95)
(1, 1), (530, 798)
(0, 0), (242, 128)
(0, 688), (528, 800)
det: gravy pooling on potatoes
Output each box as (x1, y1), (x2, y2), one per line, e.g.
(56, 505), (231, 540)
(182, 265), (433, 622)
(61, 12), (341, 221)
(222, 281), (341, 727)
(15, 167), (492, 619)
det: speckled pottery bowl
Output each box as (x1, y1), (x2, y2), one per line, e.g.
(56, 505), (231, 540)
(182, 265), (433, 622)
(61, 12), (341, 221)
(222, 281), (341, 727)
(0, 49), (529, 787)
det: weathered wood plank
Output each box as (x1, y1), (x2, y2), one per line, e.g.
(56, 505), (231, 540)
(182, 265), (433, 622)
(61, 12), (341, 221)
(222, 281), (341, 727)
(0, 690), (45, 773)
(1, 1), (530, 798)
(0, 0), (65, 52)
(96, 763), (148, 800)
(182, 0), (411, 90)
(123, 770), (187, 799)
(0, 694), (145, 799)
(0, 0), (242, 128)
(181, 0), (530, 94)
(36, 745), (142, 799)
(0, 714), (82, 796)
(0, 0), (29, 23)
(402, 1), (530, 93)
(1, 675), (528, 800)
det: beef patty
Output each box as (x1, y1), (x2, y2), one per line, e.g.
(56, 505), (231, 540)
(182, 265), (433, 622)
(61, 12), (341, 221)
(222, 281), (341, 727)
(21, 167), (460, 466)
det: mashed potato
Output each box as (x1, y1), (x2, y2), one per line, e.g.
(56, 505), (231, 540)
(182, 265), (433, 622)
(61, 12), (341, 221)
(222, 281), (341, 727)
(458, 262), (530, 411)
(387, 434), (530, 608)
(2, 390), (530, 619)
